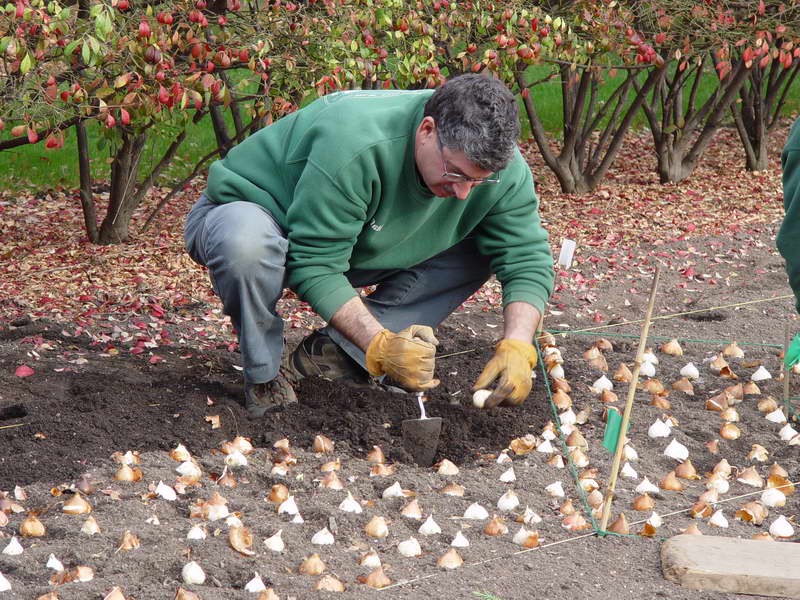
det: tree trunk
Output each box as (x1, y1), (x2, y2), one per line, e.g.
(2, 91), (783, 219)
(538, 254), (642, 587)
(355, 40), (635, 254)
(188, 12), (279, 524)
(657, 148), (693, 184)
(736, 117), (769, 172)
(97, 132), (147, 244)
(731, 58), (800, 172)
(75, 120), (98, 243)
(749, 142), (769, 172)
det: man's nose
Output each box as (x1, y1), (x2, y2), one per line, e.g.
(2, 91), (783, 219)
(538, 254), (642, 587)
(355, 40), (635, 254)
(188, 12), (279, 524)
(453, 181), (476, 200)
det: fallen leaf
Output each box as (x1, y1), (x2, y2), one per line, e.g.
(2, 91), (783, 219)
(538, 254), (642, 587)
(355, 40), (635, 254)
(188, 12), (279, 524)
(15, 365), (34, 377)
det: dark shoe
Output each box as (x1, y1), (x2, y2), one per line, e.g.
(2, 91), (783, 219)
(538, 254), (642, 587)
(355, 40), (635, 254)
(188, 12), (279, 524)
(244, 369), (297, 418)
(286, 330), (371, 384)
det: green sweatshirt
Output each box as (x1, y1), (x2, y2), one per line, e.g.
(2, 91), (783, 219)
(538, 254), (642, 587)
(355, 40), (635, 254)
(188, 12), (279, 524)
(206, 90), (553, 321)
(779, 118), (800, 313)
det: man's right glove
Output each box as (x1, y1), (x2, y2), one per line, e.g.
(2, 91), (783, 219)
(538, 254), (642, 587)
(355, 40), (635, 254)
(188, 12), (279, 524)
(365, 325), (440, 391)
(472, 338), (538, 408)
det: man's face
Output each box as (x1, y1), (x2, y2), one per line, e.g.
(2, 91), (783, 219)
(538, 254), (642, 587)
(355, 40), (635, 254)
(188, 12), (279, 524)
(414, 117), (496, 201)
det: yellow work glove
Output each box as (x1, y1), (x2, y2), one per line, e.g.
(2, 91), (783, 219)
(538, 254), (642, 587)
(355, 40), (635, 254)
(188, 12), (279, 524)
(472, 339), (538, 408)
(365, 325), (440, 391)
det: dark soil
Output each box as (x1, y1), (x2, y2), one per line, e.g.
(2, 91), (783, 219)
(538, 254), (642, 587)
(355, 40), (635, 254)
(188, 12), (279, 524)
(0, 319), (546, 490)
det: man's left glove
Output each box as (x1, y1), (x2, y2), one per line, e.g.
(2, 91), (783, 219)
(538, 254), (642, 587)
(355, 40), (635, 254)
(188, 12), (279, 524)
(472, 339), (538, 408)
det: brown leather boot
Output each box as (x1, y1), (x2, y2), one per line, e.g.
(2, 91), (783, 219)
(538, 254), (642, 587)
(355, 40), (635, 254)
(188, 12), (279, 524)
(285, 330), (371, 384)
(243, 368), (297, 418)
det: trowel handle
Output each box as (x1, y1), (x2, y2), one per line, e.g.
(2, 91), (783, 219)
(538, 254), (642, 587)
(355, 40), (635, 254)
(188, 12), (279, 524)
(416, 392), (428, 419)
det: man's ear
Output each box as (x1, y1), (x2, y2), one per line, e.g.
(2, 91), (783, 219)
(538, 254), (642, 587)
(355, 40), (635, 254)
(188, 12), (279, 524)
(417, 116), (435, 137)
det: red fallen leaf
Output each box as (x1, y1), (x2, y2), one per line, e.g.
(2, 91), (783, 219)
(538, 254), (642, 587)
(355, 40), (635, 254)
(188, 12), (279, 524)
(149, 355), (163, 364)
(15, 365), (34, 377)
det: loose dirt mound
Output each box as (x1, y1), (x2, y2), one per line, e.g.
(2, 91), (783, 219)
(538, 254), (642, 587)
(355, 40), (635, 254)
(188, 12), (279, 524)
(0, 320), (550, 490)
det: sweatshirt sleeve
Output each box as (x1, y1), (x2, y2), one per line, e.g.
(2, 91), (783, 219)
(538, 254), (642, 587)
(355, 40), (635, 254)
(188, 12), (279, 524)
(474, 166), (554, 314)
(778, 131), (800, 314)
(284, 159), (368, 321)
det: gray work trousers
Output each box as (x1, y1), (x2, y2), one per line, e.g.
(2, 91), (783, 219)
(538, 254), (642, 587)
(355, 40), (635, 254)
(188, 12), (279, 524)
(184, 195), (491, 384)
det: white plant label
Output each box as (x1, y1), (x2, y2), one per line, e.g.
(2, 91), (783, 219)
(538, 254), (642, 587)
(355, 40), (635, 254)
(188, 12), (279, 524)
(557, 238), (577, 269)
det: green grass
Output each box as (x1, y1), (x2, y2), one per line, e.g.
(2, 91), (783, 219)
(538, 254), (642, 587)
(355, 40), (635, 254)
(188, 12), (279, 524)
(0, 112), (225, 194)
(1, 64), (798, 193)
(472, 592), (504, 600)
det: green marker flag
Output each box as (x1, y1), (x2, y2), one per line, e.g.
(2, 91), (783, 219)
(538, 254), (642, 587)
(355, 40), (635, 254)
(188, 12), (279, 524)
(785, 333), (800, 370)
(602, 409), (623, 454)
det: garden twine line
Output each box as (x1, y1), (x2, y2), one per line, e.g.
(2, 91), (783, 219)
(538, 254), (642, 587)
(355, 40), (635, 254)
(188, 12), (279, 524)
(379, 479), (800, 591)
(557, 294), (795, 336)
(626, 480), (800, 529)
(438, 293), (794, 360)
(377, 530), (598, 592)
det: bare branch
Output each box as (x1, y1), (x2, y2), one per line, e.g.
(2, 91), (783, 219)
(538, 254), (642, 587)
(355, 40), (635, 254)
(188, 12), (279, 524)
(140, 112), (263, 232)
(589, 75), (633, 171)
(516, 70), (559, 176)
(768, 61), (800, 131)
(0, 117), (80, 151)
(684, 59), (752, 167)
(562, 67), (591, 155)
(592, 66), (665, 184)
(685, 54), (708, 124)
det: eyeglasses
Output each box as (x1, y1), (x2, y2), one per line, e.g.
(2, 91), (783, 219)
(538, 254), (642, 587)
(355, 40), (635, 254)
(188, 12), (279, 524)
(438, 137), (500, 185)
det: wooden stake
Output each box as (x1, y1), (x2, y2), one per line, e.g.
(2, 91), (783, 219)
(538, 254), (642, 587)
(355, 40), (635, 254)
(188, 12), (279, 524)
(600, 266), (661, 532)
(783, 323), (792, 413)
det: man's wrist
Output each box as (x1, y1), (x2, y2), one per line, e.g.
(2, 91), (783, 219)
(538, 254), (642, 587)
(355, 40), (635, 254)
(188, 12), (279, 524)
(502, 301), (541, 342)
(328, 296), (385, 352)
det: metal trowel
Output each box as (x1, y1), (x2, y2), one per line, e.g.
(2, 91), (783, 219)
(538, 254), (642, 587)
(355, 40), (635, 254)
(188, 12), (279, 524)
(401, 392), (442, 467)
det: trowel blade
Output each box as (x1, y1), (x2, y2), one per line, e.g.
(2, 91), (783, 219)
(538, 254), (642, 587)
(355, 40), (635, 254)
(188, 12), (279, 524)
(401, 416), (443, 467)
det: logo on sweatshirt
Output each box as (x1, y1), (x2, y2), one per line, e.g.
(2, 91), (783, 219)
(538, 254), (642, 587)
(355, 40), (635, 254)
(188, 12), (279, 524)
(369, 219), (383, 232)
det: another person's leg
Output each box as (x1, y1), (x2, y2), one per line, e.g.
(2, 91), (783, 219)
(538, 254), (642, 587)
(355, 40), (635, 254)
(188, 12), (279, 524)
(185, 195), (295, 414)
(290, 237), (491, 378)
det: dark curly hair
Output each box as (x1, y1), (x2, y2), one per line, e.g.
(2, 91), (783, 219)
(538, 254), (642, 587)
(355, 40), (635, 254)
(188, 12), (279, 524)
(423, 74), (520, 172)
